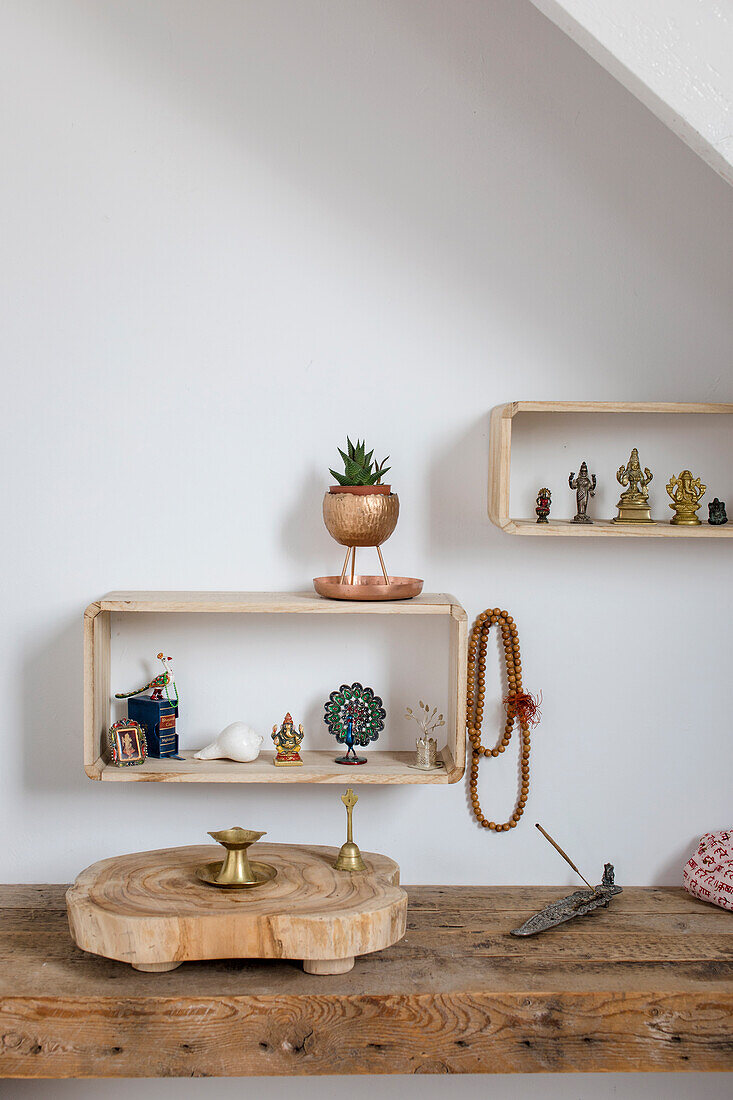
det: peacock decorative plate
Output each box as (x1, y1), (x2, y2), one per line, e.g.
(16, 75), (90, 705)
(323, 682), (386, 765)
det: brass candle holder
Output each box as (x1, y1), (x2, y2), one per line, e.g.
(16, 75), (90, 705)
(196, 827), (277, 889)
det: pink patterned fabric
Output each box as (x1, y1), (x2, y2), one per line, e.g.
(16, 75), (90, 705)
(683, 830), (733, 911)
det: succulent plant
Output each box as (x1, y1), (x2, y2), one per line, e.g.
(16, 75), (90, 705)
(330, 438), (391, 486)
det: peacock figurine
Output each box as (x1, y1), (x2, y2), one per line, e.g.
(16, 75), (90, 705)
(115, 653), (179, 704)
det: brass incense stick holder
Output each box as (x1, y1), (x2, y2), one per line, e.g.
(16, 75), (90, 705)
(196, 827), (277, 889)
(334, 789), (367, 872)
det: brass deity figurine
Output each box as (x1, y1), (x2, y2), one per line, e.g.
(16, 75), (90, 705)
(612, 447), (654, 524)
(272, 712), (304, 767)
(535, 487), (551, 524)
(568, 462), (596, 524)
(666, 470), (706, 526)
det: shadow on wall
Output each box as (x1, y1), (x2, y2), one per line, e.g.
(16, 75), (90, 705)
(53, 0), (733, 381)
(279, 468), (331, 572)
(655, 836), (700, 887)
(21, 615), (84, 794)
(427, 414), (502, 558)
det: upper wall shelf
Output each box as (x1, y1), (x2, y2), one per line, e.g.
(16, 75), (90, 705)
(84, 591), (467, 784)
(488, 401), (733, 537)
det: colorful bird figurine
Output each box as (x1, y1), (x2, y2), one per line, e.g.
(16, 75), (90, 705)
(115, 653), (178, 703)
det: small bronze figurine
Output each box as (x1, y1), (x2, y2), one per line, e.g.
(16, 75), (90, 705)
(666, 470), (706, 526)
(272, 712), (304, 767)
(535, 487), (551, 524)
(612, 448), (654, 524)
(708, 498), (728, 525)
(568, 463), (596, 523)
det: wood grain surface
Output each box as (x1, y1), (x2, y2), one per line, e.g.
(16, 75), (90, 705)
(93, 591), (462, 614)
(66, 844), (406, 970)
(87, 748), (462, 784)
(1, 885), (732, 1077)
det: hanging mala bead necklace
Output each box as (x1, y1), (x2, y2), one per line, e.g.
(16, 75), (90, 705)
(467, 608), (541, 831)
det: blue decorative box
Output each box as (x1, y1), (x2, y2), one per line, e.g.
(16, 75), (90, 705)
(127, 697), (179, 758)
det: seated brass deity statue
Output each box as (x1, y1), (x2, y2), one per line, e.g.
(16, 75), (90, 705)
(612, 447), (654, 524)
(666, 470), (706, 526)
(272, 712), (305, 767)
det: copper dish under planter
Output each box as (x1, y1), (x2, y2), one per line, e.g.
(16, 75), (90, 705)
(313, 575), (424, 601)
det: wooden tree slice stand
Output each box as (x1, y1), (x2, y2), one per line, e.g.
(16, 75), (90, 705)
(66, 843), (406, 975)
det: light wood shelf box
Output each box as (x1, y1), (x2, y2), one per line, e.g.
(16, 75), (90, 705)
(84, 591), (467, 785)
(488, 401), (733, 537)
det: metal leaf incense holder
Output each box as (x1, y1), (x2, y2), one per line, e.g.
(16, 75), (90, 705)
(511, 824), (622, 936)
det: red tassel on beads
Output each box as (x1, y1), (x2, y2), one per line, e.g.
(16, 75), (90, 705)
(505, 691), (542, 728)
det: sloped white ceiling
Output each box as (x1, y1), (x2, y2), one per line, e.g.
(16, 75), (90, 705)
(530, 0), (733, 186)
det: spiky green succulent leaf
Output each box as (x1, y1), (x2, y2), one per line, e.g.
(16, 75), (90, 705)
(331, 438), (392, 485)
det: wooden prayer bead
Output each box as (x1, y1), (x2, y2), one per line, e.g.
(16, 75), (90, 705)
(466, 608), (538, 833)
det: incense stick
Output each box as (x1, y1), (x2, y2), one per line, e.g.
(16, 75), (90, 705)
(535, 823), (596, 893)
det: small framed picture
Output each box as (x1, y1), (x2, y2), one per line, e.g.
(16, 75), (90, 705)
(108, 719), (147, 767)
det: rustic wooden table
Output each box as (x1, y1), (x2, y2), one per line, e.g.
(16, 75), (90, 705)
(1, 884), (731, 1078)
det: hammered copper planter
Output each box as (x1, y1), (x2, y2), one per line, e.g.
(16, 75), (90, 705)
(322, 491), (399, 548)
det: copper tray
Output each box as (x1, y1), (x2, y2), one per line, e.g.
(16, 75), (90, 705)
(313, 575), (424, 601)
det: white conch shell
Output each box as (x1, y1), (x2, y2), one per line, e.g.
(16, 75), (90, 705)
(193, 722), (263, 763)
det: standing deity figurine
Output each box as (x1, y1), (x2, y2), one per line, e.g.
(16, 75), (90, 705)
(708, 498), (728, 525)
(666, 470), (706, 526)
(271, 712), (304, 767)
(535, 487), (551, 524)
(612, 448), (654, 524)
(568, 463), (596, 524)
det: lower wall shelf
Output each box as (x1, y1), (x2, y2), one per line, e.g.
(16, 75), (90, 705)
(84, 592), (468, 786)
(87, 748), (462, 784)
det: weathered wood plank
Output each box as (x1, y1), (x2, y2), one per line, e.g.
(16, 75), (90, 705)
(0, 884), (720, 915)
(407, 886), (721, 914)
(1, 990), (732, 1077)
(9, 929), (730, 964)
(0, 886), (68, 909)
(3, 907), (726, 940)
(407, 910), (730, 935)
(1, 955), (730, 999)
(1, 884), (731, 1078)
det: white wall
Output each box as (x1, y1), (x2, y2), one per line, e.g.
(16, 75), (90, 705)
(2, 1), (731, 1097)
